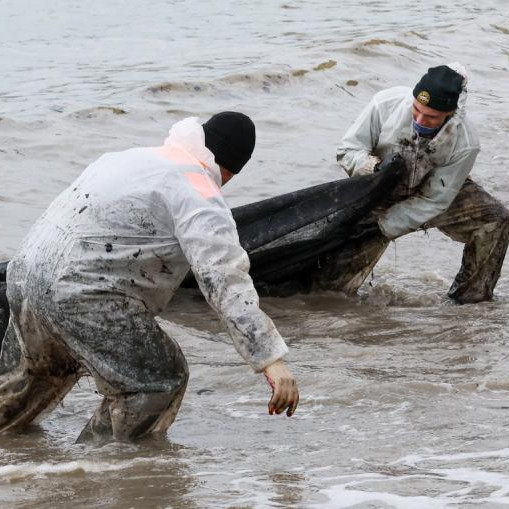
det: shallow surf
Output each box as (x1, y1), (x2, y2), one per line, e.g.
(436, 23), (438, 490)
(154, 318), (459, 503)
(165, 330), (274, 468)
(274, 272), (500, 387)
(2, 0), (509, 507)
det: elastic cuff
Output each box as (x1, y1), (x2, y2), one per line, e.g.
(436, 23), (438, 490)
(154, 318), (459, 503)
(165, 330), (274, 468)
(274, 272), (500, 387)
(251, 343), (289, 373)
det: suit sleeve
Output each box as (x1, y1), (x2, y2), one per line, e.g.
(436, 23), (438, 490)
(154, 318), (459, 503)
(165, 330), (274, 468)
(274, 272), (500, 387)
(378, 148), (479, 239)
(336, 97), (383, 176)
(169, 174), (289, 372)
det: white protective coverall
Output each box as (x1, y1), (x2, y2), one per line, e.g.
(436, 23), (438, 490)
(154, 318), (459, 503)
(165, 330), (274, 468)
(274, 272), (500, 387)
(1, 118), (288, 440)
(335, 66), (509, 302)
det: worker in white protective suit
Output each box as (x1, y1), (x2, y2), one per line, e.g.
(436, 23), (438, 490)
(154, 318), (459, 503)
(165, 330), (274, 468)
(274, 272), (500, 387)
(334, 63), (509, 303)
(0, 112), (299, 441)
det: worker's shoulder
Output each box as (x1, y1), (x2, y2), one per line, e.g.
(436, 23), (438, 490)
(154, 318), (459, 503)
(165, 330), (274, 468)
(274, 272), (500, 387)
(457, 115), (481, 152)
(372, 86), (411, 106)
(83, 147), (186, 194)
(88, 146), (155, 169)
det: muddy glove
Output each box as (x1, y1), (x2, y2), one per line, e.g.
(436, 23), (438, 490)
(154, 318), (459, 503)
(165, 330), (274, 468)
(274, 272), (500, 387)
(264, 359), (299, 417)
(373, 152), (406, 174)
(351, 155), (381, 177)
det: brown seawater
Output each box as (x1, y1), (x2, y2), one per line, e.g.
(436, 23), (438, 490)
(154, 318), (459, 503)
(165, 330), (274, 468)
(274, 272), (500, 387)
(1, 1), (509, 507)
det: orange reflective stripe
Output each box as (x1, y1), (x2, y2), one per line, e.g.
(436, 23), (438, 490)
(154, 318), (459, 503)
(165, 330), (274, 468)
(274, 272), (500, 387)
(154, 145), (206, 167)
(184, 172), (220, 199)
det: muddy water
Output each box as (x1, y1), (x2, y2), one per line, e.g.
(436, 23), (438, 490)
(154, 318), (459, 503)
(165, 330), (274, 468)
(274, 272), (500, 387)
(2, 0), (509, 507)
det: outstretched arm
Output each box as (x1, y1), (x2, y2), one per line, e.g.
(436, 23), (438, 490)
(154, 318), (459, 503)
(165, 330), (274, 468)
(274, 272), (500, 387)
(170, 171), (299, 416)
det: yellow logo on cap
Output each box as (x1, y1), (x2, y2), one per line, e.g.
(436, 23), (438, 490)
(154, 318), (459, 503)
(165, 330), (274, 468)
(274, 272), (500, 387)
(417, 90), (431, 106)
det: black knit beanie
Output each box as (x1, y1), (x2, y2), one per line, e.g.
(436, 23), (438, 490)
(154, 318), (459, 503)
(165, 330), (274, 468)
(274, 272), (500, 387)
(202, 112), (256, 174)
(413, 65), (464, 112)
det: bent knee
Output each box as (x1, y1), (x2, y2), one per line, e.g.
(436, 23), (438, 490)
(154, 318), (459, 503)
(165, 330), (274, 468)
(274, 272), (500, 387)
(494, 209), (509, 242)
(501, 212), (509, 228)
(483, 204), (509, 234)
(170, 345), (189, 387)
(495, 203), (509, 224)
(156, 353), (189, 394)
(175, 359), (189, 390)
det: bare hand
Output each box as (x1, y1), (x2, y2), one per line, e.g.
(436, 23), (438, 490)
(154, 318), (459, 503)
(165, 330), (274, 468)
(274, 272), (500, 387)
(263, 360), (299, 417)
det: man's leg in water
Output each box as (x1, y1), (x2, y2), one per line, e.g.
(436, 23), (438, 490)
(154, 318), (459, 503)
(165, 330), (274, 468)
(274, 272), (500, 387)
(0, 294), (81, 432)
(53, 296), (189, 442)
(426, 178), (509, 303)
(77, 378), (188, 442)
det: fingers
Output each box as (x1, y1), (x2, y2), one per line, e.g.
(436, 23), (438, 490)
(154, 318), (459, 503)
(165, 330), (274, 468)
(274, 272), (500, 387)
(268, 381), (285, 415)
(268, 378), (299, 417)
(264, 360), (299, 417)
(287, 385), (299, 417)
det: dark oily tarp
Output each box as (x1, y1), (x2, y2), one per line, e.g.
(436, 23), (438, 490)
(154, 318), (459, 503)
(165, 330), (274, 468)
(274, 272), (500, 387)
(0, 261), (7, 282)
(0, 261), (8, 340)
(232, 162), (395, 252)
(231, 158), (402, 293)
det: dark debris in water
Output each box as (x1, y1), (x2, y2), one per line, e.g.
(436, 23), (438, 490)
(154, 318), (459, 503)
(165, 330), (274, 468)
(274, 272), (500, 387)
(101, 107), (127, 115)
(491, 24), (509, 35)
(361, 39), (417, 52)
(313, 60), (337, 71)
(292, 69), (309, 77)
(147, 81), (209, 95)
(70, 107), (128, 119)
(148, 82), (176, 93)
(405, 30), (429, 40)
(196, 388), (214, 395)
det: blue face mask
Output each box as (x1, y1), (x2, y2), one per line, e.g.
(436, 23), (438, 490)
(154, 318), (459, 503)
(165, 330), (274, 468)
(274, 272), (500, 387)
(412, 120), (439, 138)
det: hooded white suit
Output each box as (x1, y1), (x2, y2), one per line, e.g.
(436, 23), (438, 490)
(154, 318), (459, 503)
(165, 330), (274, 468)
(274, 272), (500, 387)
(0, 118), (288, 440)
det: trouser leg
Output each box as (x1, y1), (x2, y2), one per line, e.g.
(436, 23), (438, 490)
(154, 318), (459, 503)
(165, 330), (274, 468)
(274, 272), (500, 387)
(77, 333), (189, 442)
(0, 306), (81, 432)
(426, 178), (509, 303)
(54, 296), (190, 442)
(77, 380), (188, 442)
(0, 280), (9, 343)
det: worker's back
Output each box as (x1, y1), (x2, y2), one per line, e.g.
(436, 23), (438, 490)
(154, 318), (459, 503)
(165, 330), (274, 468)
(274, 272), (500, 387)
(8, 146), (228, 314)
